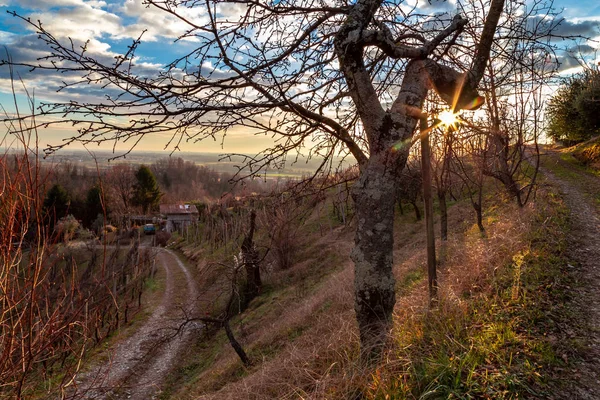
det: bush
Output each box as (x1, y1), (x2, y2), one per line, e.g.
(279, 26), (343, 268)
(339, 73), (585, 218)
(547, 68), (600, 144)
(54, 215), (80, 242)
(155, 230), (171, 247)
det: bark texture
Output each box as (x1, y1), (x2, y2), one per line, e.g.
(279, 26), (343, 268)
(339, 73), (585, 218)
(242, 210), (261, 304)
(351, 156), (399, 361)
(224, 320), (250, 367)
(332, 0), (505, 362)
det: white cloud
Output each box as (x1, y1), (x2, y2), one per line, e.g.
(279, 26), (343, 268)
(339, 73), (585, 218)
(216, 2), (247, 21)
(0, 0), (214, 102)
(7, 0), (210, 44)
(115, 0), (208, 42)
(8, 0), (84, 8)
(417, 0), (456, 12)
(0, 30), (17, 44)
(16, 3), (124, 43)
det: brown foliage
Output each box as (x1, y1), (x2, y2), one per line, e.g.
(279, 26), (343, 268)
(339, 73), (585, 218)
(155, 230), (171, 247)
(0, 150), (158, 398)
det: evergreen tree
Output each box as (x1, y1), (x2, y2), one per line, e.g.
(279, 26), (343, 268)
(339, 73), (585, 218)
(547, 68), (600, 144)
(84, 185), (105, 228)
(132, 165), (162, 214)
(43, 184), (70, 228)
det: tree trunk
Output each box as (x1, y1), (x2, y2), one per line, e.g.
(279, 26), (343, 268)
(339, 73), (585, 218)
(487, 76), (524, 208)
(439, 190), (448, 241)
(411, 202), (421, 221)
(333, 0), (506, 365)
(474, 136), (486, 234)
(351, 158), (397, 364)
(242, 210), (261, 304)
(474, 201), (485, 233)
(420, 118), (438, 305)
(439, 133), (452, 242)
(223, 320), (251, 367)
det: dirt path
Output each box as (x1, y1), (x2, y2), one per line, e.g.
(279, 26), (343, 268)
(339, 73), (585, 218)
(541, 149), (600, 399)
(74, 248), (199, 400)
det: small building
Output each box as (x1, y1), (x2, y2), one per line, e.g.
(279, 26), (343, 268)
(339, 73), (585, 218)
(160, 204), (199, 233)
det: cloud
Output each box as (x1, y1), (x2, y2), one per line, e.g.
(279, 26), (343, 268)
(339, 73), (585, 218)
(3, 0), (210, 44)
(553, 46), (600, 73)
(114, 0), (208, 42)
(4, 0), (82, 8)
(551, 18), (599, 38)
(418, 0), (455, 12)
(216, 2), (247, 20)
(0, 30), (17, 44)
(0, 0), (212, 105)
(3, 1), (124, 43)
(555, 53), (584, 72)
(567, 44), (598, 54)
(0, 30), (165, 106)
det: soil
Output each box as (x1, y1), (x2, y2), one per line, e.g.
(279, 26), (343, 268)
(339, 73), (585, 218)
(541, 149), (600, 399)
(72, 247), (200, 400)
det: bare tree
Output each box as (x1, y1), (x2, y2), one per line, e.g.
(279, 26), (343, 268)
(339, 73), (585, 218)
(241, 210), (261, 303)
(451, 128), (488, 233)
(430, 120), (457, 241)
(397, 160), (423, 221)
(105, 163), (136, 214)
(196, 261), (252, 368)
(0, 74), (156, 398)
(2, 0), (506, 361)
(260, 193), (304, 271)
(419, 117), (438, 304)
(456, 0), (561, 207)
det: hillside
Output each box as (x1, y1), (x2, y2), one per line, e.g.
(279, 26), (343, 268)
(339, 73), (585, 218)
(3, 0), (599, 398)
(5, 146), (600, 399)
(116, 155), (595, 399)
(570, 136), (600, 170)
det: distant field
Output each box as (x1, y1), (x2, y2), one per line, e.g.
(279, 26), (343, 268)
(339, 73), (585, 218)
(1, 148), (353, 178)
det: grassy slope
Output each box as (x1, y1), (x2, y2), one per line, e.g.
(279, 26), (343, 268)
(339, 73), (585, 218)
(570, 136), (600, 170)
(546, 142), (600, 209)
(161, 178), (579, 399)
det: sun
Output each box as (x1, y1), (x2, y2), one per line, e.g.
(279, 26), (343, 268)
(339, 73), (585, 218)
(437, 110), (460, 128)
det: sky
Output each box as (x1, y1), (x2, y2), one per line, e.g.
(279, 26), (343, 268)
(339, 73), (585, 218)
(0, 0), (599, 155)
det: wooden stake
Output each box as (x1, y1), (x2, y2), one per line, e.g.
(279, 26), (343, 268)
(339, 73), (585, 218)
(420, 117), (438, 305)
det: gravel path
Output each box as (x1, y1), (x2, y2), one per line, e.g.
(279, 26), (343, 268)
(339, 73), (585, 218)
(73, 248), (199, 399)
(541, 150), (600, 399)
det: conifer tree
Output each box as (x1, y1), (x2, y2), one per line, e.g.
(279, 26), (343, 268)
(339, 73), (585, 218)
(132, 165), (162, 214)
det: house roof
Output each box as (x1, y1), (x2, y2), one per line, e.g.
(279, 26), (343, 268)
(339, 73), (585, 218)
(159, 204), (199, 215)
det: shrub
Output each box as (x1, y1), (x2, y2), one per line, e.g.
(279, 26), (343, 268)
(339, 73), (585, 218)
(156, 230), (172, 247)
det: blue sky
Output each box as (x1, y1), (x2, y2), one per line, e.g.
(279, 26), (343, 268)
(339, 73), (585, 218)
(0, 0), (598, 153)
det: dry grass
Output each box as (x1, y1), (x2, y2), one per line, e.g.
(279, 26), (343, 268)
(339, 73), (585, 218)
(170, 229), (358, 399)
(364, 183), (571, 399)
(373, 201), (536, 397)
(571, 136), (600, 169)
(163, 182), (567, 399)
